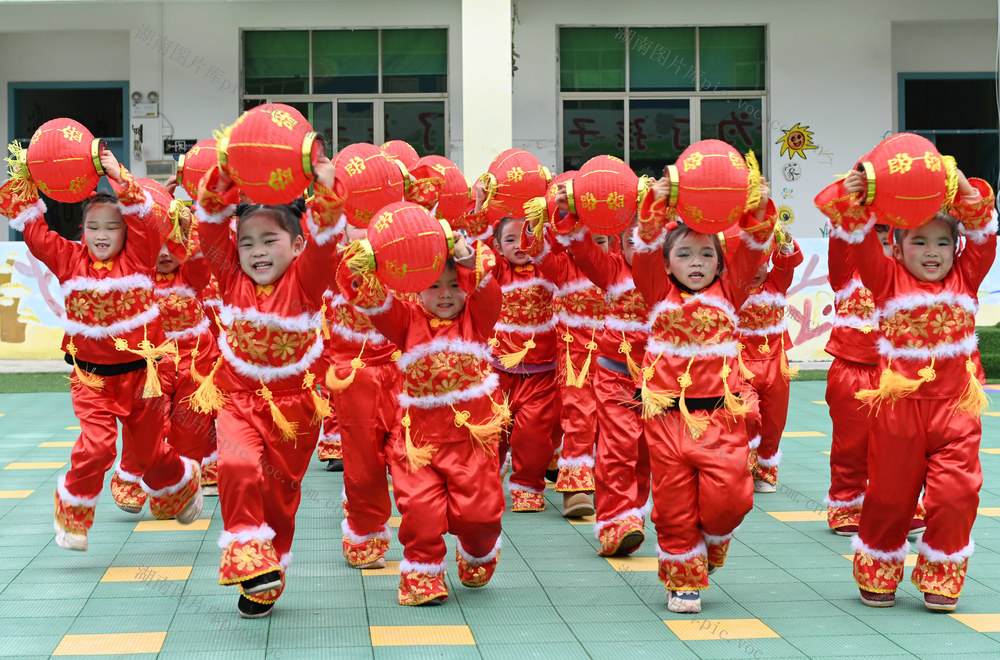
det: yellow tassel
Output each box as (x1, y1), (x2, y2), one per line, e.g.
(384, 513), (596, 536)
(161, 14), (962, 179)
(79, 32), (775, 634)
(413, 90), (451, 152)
(257, 381), (299, 444)
(856, 359), (936, 411)
(943, 155), (959, 206)
(759, 335), (771, 354)
(575, 340), (597, 388)
(721, 364), (750, 416)
(166, 200), (187, 244)
(954, 359), (989, 415)
(780, 348), (799, 381)
(113, 332), (176, 399)
(325, 341), (367, 391)
(189, 338), (204, 385)
(185, 357), (228, 414)
(401, 410), (436, 470)
(65, 339), (105, 391)
(4, 140), (37, 200)
(499, 337), (535, 369)
(320, 302), (331, 341)
(488, 337), (500, 348)
(341, 239), (376, 276)
(640, 365), (676, 419)
(677, 357), (708, 439)
(302, 372), (332, 425)
(744, 149), (762, 212)
(737, 343), (755, 381)
(563, 333), (577, 387)
(620, 336), (642, 382)
(524, 197), (548, 242)
(453, 401), (509, 454)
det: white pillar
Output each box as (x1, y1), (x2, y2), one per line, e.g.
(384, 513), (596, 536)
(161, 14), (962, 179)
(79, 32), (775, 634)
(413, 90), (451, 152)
(460, 0), (512, 181)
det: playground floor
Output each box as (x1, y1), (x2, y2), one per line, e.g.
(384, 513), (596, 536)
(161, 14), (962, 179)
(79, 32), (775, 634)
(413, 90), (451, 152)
(2, 382), (1000, 659)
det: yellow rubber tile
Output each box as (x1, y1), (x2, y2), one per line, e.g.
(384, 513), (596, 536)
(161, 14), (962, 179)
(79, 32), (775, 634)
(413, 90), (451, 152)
(4, 461), (66, 470)
(767, 510), (827, 522)
(39, 441), (75, 448)
(842, 553), (918, 567)
(370, 625), (475, 646)
(0, 413), (5, 417)
(545, 482), (556, 490)
(362, 561), (400, 576)
(65, 425), (81, 430)
(981, 448), (1000, 454)
(53, 632), (167, 655)
(978, 508), (1000, 517)
(665, 618), (779, 641)
(781, 431), (826, 438)
(820, 450), (831, 455)
(949, 613), (1000, 632)
(101, 566), (192, 582)
(982, 412), (1000, 417)
(605, 556), (657, 572)
(0, 490), (34, 498)
(568, 514), (596, 526)
(133, 519), (211, 532)
(812, 401), (827, 405)
(389, 516), (401, 527)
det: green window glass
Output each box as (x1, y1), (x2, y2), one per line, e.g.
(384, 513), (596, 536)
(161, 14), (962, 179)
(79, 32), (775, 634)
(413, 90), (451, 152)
(560, 28), (625, 92)
(629, 99), (690, 178)
(628, 28), (695, 92)
(563, 99), (625, 171)
(701, 98), (763, 155)
(385, 101), (446, 156)
(699, 27), (765, 91)
(382, 29), (447, 94)
(313, 31), (378, 94)
(285, 102), (334, 156)
(338, 102), (374, 150)
(244, 31), (309, 95)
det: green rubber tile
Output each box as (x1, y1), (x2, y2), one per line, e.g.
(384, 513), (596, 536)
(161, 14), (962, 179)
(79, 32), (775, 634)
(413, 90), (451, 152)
(543, 586), (640, 607)
(452, 586), (554, 608)
(274, 607), (369, 629)
(366, 605), (468, 627)
(159, 627), (271, 652)
(267, 625), (373, 648)
(583, 640), (699, 659)
(479, 642), (591, 659)
(553, 603), (657, 624)
(764, 614), (876, 637)
(79, 595), (180, 617)
(469, 622), (577, 645)
(0, 636), (63, 657)
(569, 620), (687, 643)
(460, 604), (562, 625)
(0, 597), (86, 618)
(740, 596), (847, 619)
(521, 557), (610, 572)
(158, 653), (266, 660)
(890, 632), (1000, 655)
(681, 638), (805, 659)
(532, 570), (627, 588)
(66, 613), (176, 634)
(270, 650), (372, 660)
(0, 616), (75, 636)
(373, 649), (480, 660)
(0, 580), (95, 600)
(710, 567), (796, 585)
(720, 581), (821, 603)
(784, 634), (909, 657)
(465, 570), (540, 589)
(168, 611), (273, 632)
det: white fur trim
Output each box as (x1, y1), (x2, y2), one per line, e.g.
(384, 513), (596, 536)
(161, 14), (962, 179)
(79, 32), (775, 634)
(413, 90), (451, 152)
(631, 225), (666, 254)
(61, 273), (156, 298)
(738, 318), (788, 338)
(657, 541), (707, 563)
(397, 337), (494, 371)
(456, 536), (502, 565)
(916, 538), (975, 563)
(114, 466), (142, 483)
(357, 294), (394, 317)
(876, 332), (977, 362)
(829, 217), (876, 245)
(605, 317), (650, 334)
(501, 277), (557, 296)
(878, 291), (978, 321)
(399, 372), (500, 410)
(342, 518), (391, 544)
(958, 216), (998, 245)
(494, 318), (558, 335)
(306, 209), (347, 246)
(833, 316), (876, 330)
(326, 294), (389, 345)
(341, 486), (347, 502)
(852, 535), (909, 563)
(62, 304), (160, 340)
(557, 311), (605, 331)
(8, 198), (46, 232)
(398, 559), (446, 575)
(527, 236), (552, 263)
(217, 328), (324, 383)
(740, 290), (787, 310)
(154, 285), (199, 299)
(740, 228), (772, 251)
(646, 337), (739, 360)
(834, 278), (865, 305)
(203, 299), (222, 309)
(555, 278), (597, 298)
(607, 278), (636, 299)
(594, 506), (648, 537)
(703, 525), (740, 545)
(649, 292), (737, 329)
(756, 450), (781, 468)
(824, 494), (864, 508)
(320, 432), (342, 444)
(748, 434), (761, 450)
(219, 305), (322, 334)
(140, 457), (194, 497)
(201, 451), (218, 466)
(554, 227), (588, 247)
(165, 315), (212, 341)
(507, 482), (543, 495)
(119, 190), (153, 218)
(57, 473), (101, 507)
(218, 524), (276, 548)
(195, 203), (236, 226)
(279, 552), (292, 570)
(557, 455), (595, 469)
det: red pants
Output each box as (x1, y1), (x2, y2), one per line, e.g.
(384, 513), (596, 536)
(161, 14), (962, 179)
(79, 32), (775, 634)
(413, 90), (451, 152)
(388, 435), (505, 567)
(555, 348), (599, 492)
(66, 371), (184, 498)
(499, 370), (558, 494)
(593, 366), (651, 530)
(745, 357), (789, 480)
(333, 363), (399, 539)
(825, 358), (877, 519)
(216, 389), (319, 562)
(316, 400), (343, 461)
(854, 398), (981, 598)
(158, 361), (217, 464)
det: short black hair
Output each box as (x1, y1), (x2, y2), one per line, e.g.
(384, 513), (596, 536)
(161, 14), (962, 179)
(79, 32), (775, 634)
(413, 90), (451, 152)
(81, 191), (121, 219)
(893, 211), (959, 249)
(235, 197), (306, 240)
(663, 223), (724, 276)
(493, 216), (522, 242)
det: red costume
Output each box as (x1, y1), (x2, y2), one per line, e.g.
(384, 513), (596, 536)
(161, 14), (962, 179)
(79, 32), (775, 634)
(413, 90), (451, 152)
(2, 170), (201, 547)
(195, 168), (345, 609)
(817, 177), (995, 604)
(350, 242), (506, 606)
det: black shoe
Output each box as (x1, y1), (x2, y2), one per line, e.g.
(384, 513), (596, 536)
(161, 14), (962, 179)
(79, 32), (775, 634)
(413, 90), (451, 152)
(545, 468), (559, 483)
(241, 570), (282, 595)
(326, 459), (344, 472)
(238, 595), (274, 619)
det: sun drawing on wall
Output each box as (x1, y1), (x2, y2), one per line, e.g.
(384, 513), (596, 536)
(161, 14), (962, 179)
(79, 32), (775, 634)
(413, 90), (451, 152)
(775, 123), (818, 160)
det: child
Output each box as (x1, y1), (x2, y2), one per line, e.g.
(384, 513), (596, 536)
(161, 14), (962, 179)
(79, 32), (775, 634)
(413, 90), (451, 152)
(818, 168), (995, 612)
(735, 230), (803, 492)
(194, 159), (344, 618)
(633, 177), (775, 614)
(323, 223), (400, 569)
(345, 232), (506, 606)
(1, 148), (203, 551)
(315, 403), (344, 472)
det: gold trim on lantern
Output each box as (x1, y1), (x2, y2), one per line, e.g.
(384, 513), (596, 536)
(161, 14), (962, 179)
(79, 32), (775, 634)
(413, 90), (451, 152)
(393, 159), (412, 194)
(541, 165), (553, 186)
(301, 132), (319, 179)
(439, 219), (455, 257)
(665, 165), (680, 207)
(91, 139), (106, 177)
(477, 172), (497, 210)
(217, 139), (229, 170)
(859, 161), (876, 205)
(942, 155), (958, 206)
(176, 154), (186, 188)
(565, 178), (577, 215)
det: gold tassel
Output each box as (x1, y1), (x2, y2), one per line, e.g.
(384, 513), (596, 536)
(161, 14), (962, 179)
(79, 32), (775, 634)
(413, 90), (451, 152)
(563, 333), (577, 387)
(640, 364), (676, 419)
(65, 339), (104, 391)
(189, 337), (204, 385)
(166, 200), (187, 244)
(452, 401), (509, 454)
(619, 335), (642, 382)
(779, 336), (799, 380)
(113, 332), (176, 399)
(744, 149), (762, 212)
(721, 364), (750, 416)
(524, 197), (548, 242)
(943, 155), (959, 206)
(302, 372), (332, 425)
(401, 410), (436, 470)
(257, 381), (299, 444)
(856, 358), (936, 411)
(325, 341), (367, 391)
(574, 333), (598, 388)
(4, 140), (37, 200)
(759, 335), (771, 354)
(185, 356), (227, 414)
(737, 343), (755, 381)
(955, 358), (989, 415)
(499, 337), (535, 369)
(677, 357), (708, 439)
(320, 302), (331, 341)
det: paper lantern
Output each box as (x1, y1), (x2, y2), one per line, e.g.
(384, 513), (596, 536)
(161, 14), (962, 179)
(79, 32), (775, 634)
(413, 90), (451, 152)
(479, 149), (551, 223)
(410, 155), (470, 223)
(334, 143), (407, 228)
(220, 103), (324, 205)
(356, 201), (455, 293)
(663, 139), (761, 234)
(176, 139), (218, 199)
(565, 156), (642, 235)
(381, 140), (420, 170)
(523, 170), (576, 233)
(855, 133), (956, 229)
(20, 119), (105, 203)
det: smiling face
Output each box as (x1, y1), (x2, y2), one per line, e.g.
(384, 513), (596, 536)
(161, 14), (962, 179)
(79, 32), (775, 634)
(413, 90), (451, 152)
(892, 218), (955, 283)
(494, 219), (529, 266)
(750, 261), (770, 288)
(237, 212), (305, 285)
(419, 264), (466, 320)
(665, 230), (721, 291)
(156, 243), (181, 274)
(83, 203), (126, 262)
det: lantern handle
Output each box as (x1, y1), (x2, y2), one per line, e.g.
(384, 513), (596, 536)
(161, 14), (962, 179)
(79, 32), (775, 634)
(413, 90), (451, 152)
(439, 219), (456, 257)
(663, 165), (680, 208)
(91, 139), (107, 177)
(856, 161), (876, 206)
(175, 154), (186, 189)
(392, 158), (412, 194)
(564, 178), (577, 216)
(301, 132), (321, 181)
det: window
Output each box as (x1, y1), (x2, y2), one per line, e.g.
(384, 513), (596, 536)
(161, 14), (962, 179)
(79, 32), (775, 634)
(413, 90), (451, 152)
(242, 29), (448, 156)
(559, 26), (766, 177)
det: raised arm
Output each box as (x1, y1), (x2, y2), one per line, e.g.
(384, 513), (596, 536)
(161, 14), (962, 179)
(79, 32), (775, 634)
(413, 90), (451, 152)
(631, 184), (674, 305)
(768, 238), (804, 294)
(454, 237), (501, 340)
(194, 165), (242, 292)
(1, 184), (81, 280)
(726, 183), (777, 308)
(294, 158), (348, 306)
(952, 175), (997, 289)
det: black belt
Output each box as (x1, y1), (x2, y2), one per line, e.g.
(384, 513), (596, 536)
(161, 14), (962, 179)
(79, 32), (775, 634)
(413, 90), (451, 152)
(597, 356), (631, 376)
(64, 353), (149, 377)
(627, 388), (729, 412)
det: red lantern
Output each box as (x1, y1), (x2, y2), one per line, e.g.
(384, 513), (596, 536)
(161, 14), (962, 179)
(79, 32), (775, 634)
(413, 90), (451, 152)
(663, 139), (761, 234)
(479, 149), (551, 223)
(523, 170), (576, 232)
(221, 103), (324, 205)
(381, 140), (420, 171)
(855, 133), (956, 229)
(566, 156), (641, 235)
(23, 119), (105, 203)
(361, 201), (455, 293)
(335, 143), (407, 228)
(176, 139), (218, 199)
(410, 155), (470, 223)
